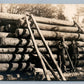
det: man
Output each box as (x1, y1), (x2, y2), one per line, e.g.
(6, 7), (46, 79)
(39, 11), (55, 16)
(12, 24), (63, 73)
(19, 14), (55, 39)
(68, 40), (79, 71)
(57, 37), (68, 72)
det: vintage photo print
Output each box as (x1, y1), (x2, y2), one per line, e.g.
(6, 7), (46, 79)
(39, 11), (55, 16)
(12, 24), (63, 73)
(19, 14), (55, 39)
(0, 4), (83, 81)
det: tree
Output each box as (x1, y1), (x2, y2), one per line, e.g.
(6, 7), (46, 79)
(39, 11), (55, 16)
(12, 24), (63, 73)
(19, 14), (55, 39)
(7, 4), (66, 20)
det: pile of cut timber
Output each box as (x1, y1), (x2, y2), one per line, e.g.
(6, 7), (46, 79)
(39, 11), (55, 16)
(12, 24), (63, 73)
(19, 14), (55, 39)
(0, 13), (83, 80)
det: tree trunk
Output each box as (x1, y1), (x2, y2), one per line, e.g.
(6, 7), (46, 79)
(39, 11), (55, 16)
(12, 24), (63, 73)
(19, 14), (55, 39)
(0, 13), (74, 26)
(0, 54), (29, 62)
(0, 63), (28, 71)
(0, 48), (33, 53)
(32, 23), (84, 33)
(0, 47), (83, 54)
(16, 29), (84, 41)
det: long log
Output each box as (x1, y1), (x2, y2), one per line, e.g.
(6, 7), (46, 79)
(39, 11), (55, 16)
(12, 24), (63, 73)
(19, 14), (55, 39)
(0, 53), (82, 62)
(0, 38), (29, 47)
(16, 29), (84, 41)
(0, 23), (80, 34)
(66, 60), (84, 67)
(0, 60), (83, 72)
(1, 38), (84, 47)
(39, 47), (84, 53)
(35, 68), (84, 80)
(0, 48), (33, 53)
(0, 30), (84, 41)
(0, 54), (29, 62)
(0, 47), (83, 54)
(0, 31), (30, 38)
(45, 54), (84, 60)
(0, 13), (74, 26)
(0, 63), (28, 71)
(32, 23), (84, 33)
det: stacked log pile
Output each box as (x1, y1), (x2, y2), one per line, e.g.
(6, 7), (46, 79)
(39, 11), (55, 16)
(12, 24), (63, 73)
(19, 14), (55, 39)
(0, 13), (83, 80)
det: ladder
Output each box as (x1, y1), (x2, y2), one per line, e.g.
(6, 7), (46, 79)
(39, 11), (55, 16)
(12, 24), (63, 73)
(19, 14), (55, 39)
(25, 14), (66, 81)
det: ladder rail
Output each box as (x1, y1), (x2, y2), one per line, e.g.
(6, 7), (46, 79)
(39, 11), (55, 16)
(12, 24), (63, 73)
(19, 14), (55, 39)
(65, 48), (75, 72)
(41, 55), (60, 80)
(30, 14), (66, 81)
(26, 16), (51, 80)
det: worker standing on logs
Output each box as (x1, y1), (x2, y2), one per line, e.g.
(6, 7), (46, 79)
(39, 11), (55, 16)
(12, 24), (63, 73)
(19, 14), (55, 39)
(68, 40), (79, 72)
(57, 37), (68, 72)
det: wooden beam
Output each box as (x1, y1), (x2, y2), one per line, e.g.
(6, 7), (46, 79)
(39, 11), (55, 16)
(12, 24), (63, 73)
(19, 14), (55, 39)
(0, 13), (74, 26)
(0, 54), (29, 62)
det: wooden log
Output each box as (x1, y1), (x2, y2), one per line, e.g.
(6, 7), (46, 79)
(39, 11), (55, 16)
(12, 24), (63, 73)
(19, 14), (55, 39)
(0, 31), (30, 38)
(0, 48), (33, 53)
(0, 32), (9, 37)
(39, 47), (84, 53)
(44, 54), (84, 60)
(0, 63), (28, 71)
(0, 13), (74, 26)
(35, 68), (84, 80)
(66, 60), (84, 67)
(0, 54), (29, 62)
(32, 23), (83, 33)
(0, 29), (84, 41)
(0, 23), (80, 34)
(0, 60), (83, 72)
(1, 38), (84, 47)
(0, 47), (83, 54)
(16, 29), (84, 41)
(78, 54), (84, 60)
(1, 53), (84, 63)
(0, 38), (29, 47)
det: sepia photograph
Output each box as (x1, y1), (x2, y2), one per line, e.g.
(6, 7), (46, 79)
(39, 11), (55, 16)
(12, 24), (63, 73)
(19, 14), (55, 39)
(0, 4), (84, 81)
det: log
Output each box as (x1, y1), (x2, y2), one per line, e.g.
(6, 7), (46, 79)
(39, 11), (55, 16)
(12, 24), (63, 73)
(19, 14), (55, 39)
(39, 47), (84, 53)
(43, 54), (84, 60)
(0, 38), (29, 47)
(0, 60), (83, 72)
(32, 23), (83, 33)
(35, 68), (84, 80)
(0, 31), (30, 38)
(66, 60), (84, 67)
(16, 29), (84, 41)
(0, 47), (83, 54)
(0, 29), (84, 41)
(1, 53), (84, 63)
(0, 32), (9, 37)
(0, 13), (74, 26)
(0, 48), (33, 53)
(0, 54), (29, 62)
(0, 63), (28, 71)
(1, 38), (84, 47)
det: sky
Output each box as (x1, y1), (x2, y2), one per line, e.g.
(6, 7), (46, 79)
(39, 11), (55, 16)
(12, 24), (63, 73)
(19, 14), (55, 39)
(52, 4), (77, 21)
(64, 4), (77, 21)
(0, 0), (84, 4)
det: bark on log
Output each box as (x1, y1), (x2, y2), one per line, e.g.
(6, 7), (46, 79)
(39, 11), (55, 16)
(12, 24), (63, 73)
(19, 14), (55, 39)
(0, 38), (29, 47)
(0, 53), (82, 62)
(35, 68), (84, 80)
(0, 54), (29, 62)
(66, 60), (84, 67)
(0, 60), (83, 72)
(32, 23), (84, 33)
(40, 47), (84, 53)
(16, 29), (84, 41)
(0, 29), (84, 41)
(0, 47), (83, 54)
(0, 48), (33, 53)
(1, 38), (84, 47)
(0, 13), (74, 26)
(0, 63), (28, 71)
(0, 31), (30, 38)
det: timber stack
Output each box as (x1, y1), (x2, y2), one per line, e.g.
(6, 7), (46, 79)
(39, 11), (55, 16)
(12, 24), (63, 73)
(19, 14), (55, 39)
(0, 13), (83, 80)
